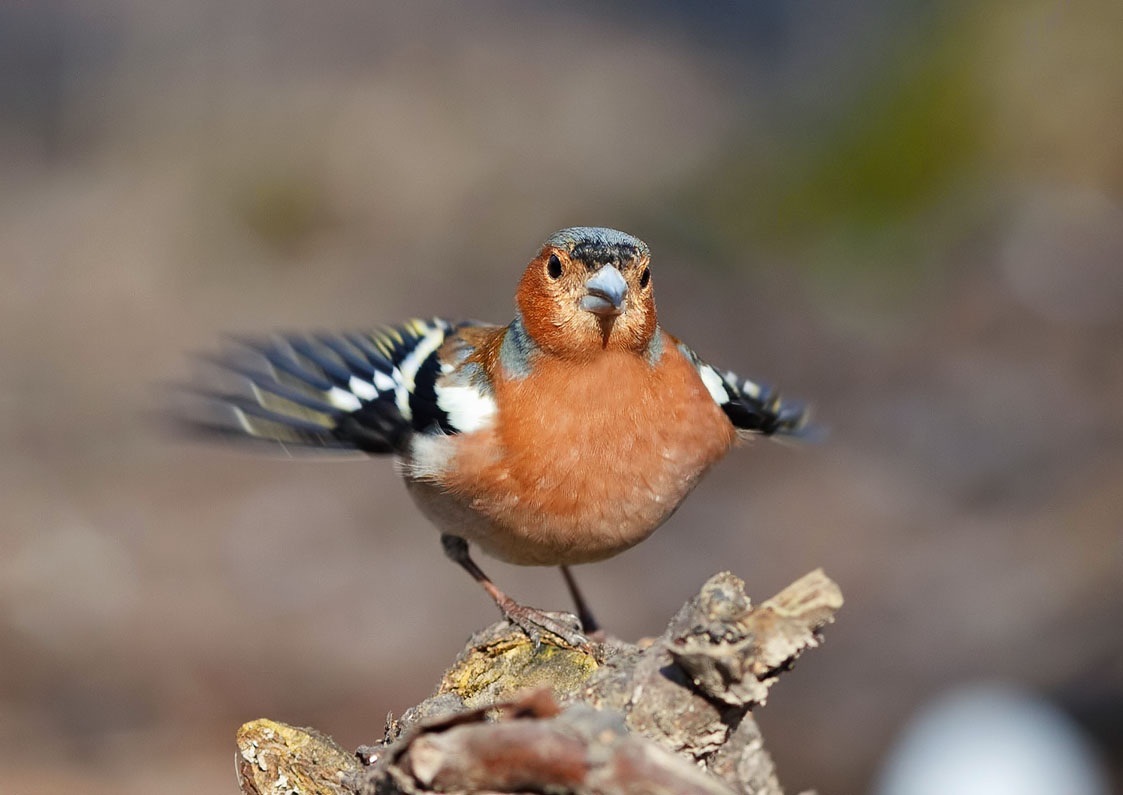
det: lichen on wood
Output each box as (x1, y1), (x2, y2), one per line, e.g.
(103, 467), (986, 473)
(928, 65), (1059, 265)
(236, 718), (363, 795)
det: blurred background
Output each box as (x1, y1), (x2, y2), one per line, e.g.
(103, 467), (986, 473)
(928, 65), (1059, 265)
(2, 2), (1121, 793)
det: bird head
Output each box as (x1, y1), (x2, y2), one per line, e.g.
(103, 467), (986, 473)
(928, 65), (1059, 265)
(516, 227), (657, 359)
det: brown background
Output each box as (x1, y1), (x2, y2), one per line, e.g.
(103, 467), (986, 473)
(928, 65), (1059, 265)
(2, 2), (1121, 793)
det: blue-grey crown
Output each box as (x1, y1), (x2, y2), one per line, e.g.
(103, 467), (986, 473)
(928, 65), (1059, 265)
(544, 227), (650, 269)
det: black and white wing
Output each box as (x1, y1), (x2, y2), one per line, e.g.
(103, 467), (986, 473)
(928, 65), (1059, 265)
(179, 318), (488, 454)
(676, 340), (813, 438)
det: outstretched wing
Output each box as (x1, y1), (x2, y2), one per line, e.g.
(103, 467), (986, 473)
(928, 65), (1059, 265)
(676, 340), (813, 438)
(179, 318), (492, 454)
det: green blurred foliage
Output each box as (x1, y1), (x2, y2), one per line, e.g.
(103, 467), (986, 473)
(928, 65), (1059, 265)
(683, 10), (986, 297)
(230, 165), (336, 258)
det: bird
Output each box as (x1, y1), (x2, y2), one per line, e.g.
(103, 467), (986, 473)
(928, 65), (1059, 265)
(184, 227), (810, 646)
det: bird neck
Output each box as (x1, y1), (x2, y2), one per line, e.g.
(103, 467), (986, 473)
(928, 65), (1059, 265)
(497, 311), (664, 378)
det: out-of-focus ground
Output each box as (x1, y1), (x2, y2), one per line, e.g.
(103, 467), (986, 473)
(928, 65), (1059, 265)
(1, 2), (1121, 793)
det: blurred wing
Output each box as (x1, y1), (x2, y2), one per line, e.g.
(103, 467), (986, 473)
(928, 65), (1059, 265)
(676, 340), (814, 439)
(178, 318), (490, 454)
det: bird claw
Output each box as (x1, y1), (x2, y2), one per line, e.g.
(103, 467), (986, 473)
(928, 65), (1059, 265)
(497, 598), (591, 651)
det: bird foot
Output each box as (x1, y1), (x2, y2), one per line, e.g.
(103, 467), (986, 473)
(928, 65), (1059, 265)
(495, 596), (591, 651)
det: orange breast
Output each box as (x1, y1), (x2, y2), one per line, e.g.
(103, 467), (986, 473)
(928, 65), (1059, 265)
(434, 345), (737, 565)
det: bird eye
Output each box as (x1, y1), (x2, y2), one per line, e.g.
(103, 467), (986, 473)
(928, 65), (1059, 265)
(639, 267), (650, 288)
(546, 254), (563, 280)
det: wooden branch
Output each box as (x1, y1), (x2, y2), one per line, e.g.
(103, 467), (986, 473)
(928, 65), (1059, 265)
(234, 569), (842, 795)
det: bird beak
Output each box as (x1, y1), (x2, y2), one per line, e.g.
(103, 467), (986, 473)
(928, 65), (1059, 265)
(580, 265), (628, 317)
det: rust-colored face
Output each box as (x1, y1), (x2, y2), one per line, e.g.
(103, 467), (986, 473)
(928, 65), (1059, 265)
(515, 229), (657, 359)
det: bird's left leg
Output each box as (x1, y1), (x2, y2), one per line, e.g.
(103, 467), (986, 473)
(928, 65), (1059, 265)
(440, 534), (589, 649)
(559, 565), (603, 637)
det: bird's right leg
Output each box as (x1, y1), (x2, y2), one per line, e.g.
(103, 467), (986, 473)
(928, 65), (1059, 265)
(440, 534), (589, 649)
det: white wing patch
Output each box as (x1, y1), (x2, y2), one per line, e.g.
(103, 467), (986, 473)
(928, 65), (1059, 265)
(698, 364), (730, 406)
(372, 370), (397, 392)
(435, 382), (497, 433)
(348, 376), (379, 401)
(730, 372), (763, 400)
(328, 386), (363, 412)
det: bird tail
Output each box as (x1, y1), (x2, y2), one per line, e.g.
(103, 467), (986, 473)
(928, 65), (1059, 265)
(173, 319), (455, 455)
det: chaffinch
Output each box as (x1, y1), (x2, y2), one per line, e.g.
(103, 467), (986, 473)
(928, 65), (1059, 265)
(190, 227), (809, 646)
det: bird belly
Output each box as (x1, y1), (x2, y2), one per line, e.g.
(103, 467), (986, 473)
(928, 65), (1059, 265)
(407, 450), (701, 566)
(404, 351), (736, 566)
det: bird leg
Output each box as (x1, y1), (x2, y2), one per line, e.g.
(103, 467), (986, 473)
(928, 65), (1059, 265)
(440, 534), (589, 649)
(559, 565), (602, 637)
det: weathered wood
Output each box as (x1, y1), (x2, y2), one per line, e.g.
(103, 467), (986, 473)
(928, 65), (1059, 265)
(235, 569), (843, 795)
